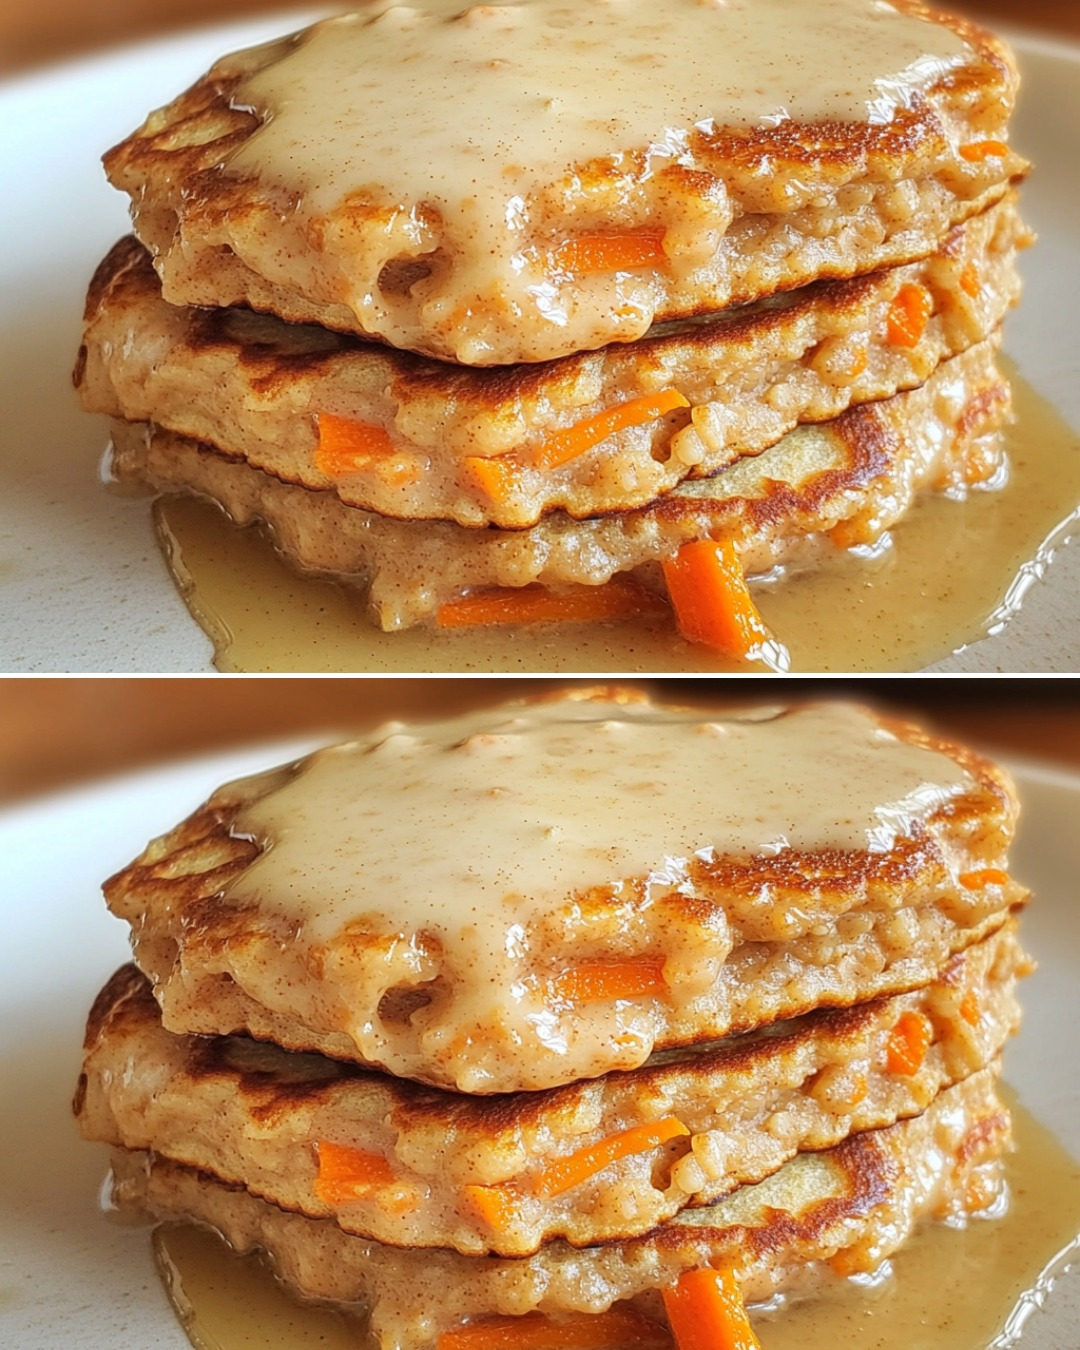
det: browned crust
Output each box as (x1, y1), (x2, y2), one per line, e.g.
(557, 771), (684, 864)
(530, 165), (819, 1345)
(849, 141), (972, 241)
(75, 912), (1024, 1256)
(105, 1065), (1011, 1331)
(98, 2), (1027, 364)
(100, 692), (1026, 1096)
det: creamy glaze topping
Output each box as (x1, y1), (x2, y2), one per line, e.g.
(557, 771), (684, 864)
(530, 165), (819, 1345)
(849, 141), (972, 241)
(225, 698), (973, 947)
(221, 0), (971, 359)
(228, 0), (969, 216)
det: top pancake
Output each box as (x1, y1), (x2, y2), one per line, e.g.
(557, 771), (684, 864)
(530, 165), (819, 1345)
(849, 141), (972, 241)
(103, 688), (1026, 1094)
(102, 0), (1026, 365)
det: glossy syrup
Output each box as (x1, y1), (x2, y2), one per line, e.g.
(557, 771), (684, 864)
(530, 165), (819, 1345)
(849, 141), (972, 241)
(152, 371), (1080, 672)
(152, 1094), (1080, 1350)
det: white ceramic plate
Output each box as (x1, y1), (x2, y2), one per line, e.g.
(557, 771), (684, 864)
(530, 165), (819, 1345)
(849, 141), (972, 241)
(0, 21), (1078, 672)
(0, 745), (1078, 1346)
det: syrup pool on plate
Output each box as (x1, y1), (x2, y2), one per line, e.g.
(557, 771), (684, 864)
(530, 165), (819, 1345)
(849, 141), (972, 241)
(149, 1092), (1080, 1350)
(147, 369), (1080, 672)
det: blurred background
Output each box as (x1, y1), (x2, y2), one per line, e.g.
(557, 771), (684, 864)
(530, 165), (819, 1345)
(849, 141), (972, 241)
(1, 0), (1077, 77)
(1, 677), (1077, 805)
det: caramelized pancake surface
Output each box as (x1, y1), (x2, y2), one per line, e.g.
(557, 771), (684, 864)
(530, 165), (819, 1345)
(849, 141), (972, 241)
(102, 690), (1026, 1094)
(106, 1068), (1011, 1349)
(102, 0), (1026, 364)
(106, 337), (1011, 632)
(77, 924), (1025, 1256)
(77, 197), (1027, 528)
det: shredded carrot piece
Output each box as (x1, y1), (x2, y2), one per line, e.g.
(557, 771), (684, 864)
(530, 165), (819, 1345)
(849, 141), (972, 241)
(536, 389), (691, 471)
(463, 1182), (520, 1231)
(959, 868), (1009, 889)
(845, 343), (869, 380)
(534, 1118), (691, 1200)
(438, 1308), (670, 1350)
(959, 140), (1009, 162)
(314, 1141), (396, 1205)
(885, 1011), (934, 1077)
(552, 230), (668, 277)
(662, 1267), (761, 1350)
(885, 282), (934, 348)
(316, 413), (395, 476)
(436, 579), (666, 630)
(661, 538), (774, 660)
(845, 1072), (869, 1110)
(959, 263), (980, 298)
(465, 388), (689, 493)
(550, 956), (669, 1004)
(959, 993), (981, 1027)
(465, 454), (519, 504)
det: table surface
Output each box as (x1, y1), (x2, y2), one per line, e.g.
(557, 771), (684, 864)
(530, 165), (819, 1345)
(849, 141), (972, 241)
(2, 0), (1077, 78)
(0, 678), (1077, 805)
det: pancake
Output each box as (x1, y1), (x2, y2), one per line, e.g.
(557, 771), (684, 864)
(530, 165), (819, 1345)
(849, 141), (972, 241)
(75, 197), (1027, 528)
(101, 690), (1027, 1095)
(104, 335), (1011, 633)
(75, 922), (1025, 1257)
(100, 0), (1026, 365)
(105, 1066), (1011, 1350)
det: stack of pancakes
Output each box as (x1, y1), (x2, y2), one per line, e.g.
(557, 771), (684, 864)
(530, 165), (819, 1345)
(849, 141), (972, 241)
(74, 0), (1030, 660)
(75, 689), (1032, 1347)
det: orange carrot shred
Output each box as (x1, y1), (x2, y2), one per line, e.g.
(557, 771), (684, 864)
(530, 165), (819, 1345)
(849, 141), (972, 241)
(534, 1118), (690, 1200)
(845, 343), (869, 380)
(438, 1308), (670, 1350)
(662, 1267), (762, 1350)
(959, 869), (1009, 890)
(463, 1182), (520, 1231)
(959, 140), (1009, 162)
(661, 538), (779, 664)
(959, 263), (980, 298)
(550, 957), (668, 1004)
(436, 580), (667, 630)
(959, 993), (981, 1027)
(316, 413), (396, 477)
(314, 1141), (396, 1205)
(885, 1011), (934, 1077)
(465, 454), (519, 504)
(535, 389), (691, 471)
(552, 230), (668, 277)
(885, 283), (934, 348)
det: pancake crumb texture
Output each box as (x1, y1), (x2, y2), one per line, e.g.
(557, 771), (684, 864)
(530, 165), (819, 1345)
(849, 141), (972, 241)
(102, 692), (1026, 1095)
(77, 196), (1027, 528)
(105, 1067), (1011, 1349)
(104, 336), (1012, 632)
(102, 0), (1027, 365)
(77, 920), (1025, 1256)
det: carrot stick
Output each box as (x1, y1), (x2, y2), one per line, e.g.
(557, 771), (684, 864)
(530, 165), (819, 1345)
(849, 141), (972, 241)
(885, 283), (934, 348)
(436, 580), (666, 630)
(552, 230), (668, 276)
(316, 413), (395, 475)
(463, 1182), (520, 1231)
(316, 413), (420, 486)
(660, 539), (778, 662)
(549, 957), (668, 1003)
(959, 263), (980, 298)
(465, 454), (519, 504)
(314, 1141), (396, 1205)
(534, 1117), (690, 1200)
(958, 869), (1009, 889)
(885, 1011), (934, 1077)
(438, 1308), (670, 1350)
(959, 140), (1009, 162)
(661, 1268), (761, 1350)
(535, 389), (690, 471)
